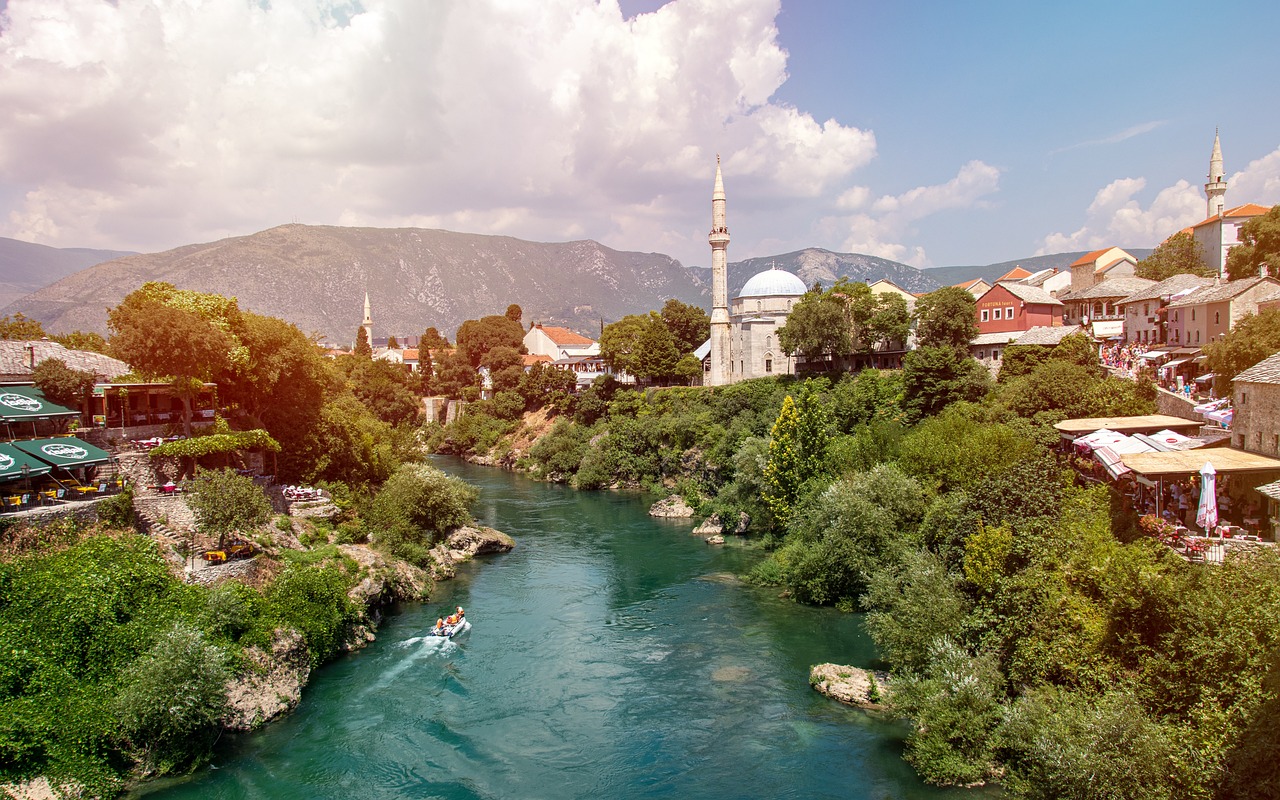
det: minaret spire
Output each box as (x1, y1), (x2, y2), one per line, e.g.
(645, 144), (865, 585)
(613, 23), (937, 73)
(708, 155), (732, 386)
(1205, 129), (1227, 218)
(362, 290), (373, 346)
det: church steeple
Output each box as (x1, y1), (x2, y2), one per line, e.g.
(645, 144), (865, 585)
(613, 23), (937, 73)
(708, 156), (732, 386)
(1206, 129), (1227, 218)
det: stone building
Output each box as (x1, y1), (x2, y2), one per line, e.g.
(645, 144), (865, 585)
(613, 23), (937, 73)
(1166, 276), (1280, 348)
(703, 160), (805, 385)
(1232, 351), (1280, 457)
(1116, 274), (1215, 345)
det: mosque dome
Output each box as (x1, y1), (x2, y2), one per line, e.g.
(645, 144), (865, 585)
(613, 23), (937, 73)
(738, 266), (807, 298)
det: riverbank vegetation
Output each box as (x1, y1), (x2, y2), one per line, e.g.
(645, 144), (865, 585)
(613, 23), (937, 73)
(1, 286), (497, 796)
(428, 285), (1280, 797)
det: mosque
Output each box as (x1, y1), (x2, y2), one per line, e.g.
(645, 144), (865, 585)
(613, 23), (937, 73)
(701, 158), (807, 386)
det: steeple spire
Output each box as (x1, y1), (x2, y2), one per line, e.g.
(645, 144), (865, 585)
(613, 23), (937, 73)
(1205, 129), (1227, 218)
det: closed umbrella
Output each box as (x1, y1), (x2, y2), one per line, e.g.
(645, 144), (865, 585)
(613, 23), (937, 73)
(1196, 462), (1218, 533)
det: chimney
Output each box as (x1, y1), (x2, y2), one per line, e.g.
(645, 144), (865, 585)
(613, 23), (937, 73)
(1261, 263), (1270, 278)
(26, 344), (35, 370)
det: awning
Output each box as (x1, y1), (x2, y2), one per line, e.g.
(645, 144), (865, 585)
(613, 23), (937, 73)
(1090, 320), (1124, 338)
(1194, 373), (1215, 384)
(0, 442), (53, 480)
(1161, 358), (1191, 370)
(1204, 408), (1234, 426)
(0, 387), (78, 423)
(13, 436), (112, 468)
(1140, 351), (1167, 361)
(1121, 448), (1280, 477)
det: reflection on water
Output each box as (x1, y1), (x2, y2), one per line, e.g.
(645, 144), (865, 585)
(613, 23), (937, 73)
(137, 458), (988, 800)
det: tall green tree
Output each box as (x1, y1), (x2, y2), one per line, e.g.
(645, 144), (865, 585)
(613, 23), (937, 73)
(420, 327), (449, 349)
(599, 314), (651, 376)
(455, 315), (526, 367)
(505, 304), (523, 324)
(353, 326), (372, 358)
(778, 288), (852, 363)
(762, 390), (829, 529)
(1135, 231), (1214, 280)
(1226, 205), (1280, 280)
(52, 330), (110, 353)
(913, 286), (978, 350)
(901, 345), (990, 421)
(387, 335), (399, 349)
(660, 298), (711, 354)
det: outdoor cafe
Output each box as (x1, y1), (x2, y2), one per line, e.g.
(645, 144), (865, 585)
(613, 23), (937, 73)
(0, 436), (118, 511)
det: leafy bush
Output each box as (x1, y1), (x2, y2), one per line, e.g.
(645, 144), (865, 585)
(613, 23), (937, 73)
(185, 467), (272, 546)
(111, 623), (231, 772)
(364, 463), (478, 566)
(265, 563), (360, 668)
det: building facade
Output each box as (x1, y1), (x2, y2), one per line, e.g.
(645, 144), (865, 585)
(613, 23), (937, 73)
(1232, 351), (1280, 457)
(523, 324), (600, 360)
(1166, 277), (1280, 347)
(1116, 274), (1215, 345)
(974, 282), (1064, 336)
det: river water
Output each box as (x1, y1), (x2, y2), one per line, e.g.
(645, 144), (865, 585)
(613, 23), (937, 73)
(139, 459), (982, 800)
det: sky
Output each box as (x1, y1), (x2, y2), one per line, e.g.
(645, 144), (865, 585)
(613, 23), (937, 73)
(2, 0), (1280, 272)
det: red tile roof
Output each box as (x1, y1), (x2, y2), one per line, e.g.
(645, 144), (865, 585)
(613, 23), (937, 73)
(522, 354), (553, 366)
(402, 348), (419, 359)
(536, 325), (595, 346)
(1070, 248), (1114, 268)
(1189, 203), (1272, 229)
(954, 278), (988, 290)
(997, 266), (1032, 281)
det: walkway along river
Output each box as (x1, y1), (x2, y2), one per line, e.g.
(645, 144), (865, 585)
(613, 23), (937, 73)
(137, 458), (986, 800)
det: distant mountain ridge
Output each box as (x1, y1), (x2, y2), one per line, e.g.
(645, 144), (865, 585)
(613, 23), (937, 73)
(0, 237), (135, 310)
(3, 224), (1140, 341)
(923, 249), (1154, 287)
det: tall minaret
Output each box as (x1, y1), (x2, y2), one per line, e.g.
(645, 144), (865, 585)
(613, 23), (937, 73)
(708, 156), (732, 387)
(361, 291), (373, 345)
(1206, 129), (1227, 218)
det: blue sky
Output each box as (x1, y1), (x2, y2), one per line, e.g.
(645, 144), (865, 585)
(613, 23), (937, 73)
(2, 0), (1279, 270)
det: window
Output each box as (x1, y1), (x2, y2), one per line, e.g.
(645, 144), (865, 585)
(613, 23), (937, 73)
(766, 335), (772, 350)
(1256, 432), (1264, 450)
(993, 348), (1002, 361)
(1192, 309), (1196, 321)
(993, 308), (1002, 320)
(1241, 391), (1248, 404)
(1143, 303), (1149, 316)
(981, 309), (989, 322)
(765, 358), (773, 374)
(1215, 311), (1221, 325)
(1195, 330), (1200, 343)
(1273, 434), (1279, 453)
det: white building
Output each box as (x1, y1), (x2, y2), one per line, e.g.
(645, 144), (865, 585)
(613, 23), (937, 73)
(1188, 132), (1269, 277)
(523, 324), (600, 360)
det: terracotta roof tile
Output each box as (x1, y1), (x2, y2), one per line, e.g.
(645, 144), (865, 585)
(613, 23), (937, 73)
(997, 267), (1032, 281)
(1189, 203), (1272, 229)
(537, 325), (595, 347)
(1070, 248), (1114, 268)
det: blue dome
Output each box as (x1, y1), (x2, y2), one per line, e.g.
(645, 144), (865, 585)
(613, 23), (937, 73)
(738, 267), (807, 298)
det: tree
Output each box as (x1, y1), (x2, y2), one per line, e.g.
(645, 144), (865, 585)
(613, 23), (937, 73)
(420, 327), (448, 349)
(434, 350), (479, 399)
(1203, 307), (1280, 396)
(31, 358), (96, 409)
(364, 463), (478, 565)
(599, 314), (650, 375)
(108, 284), (238, 435)
(455, 315), (526, 367)
(222, 311), (331, 449)
(762, 390), (829, 529)
(418, 347), (434, 394)
(334, 355), (419, 426)
(914, 287), (978, 350)
(505, 304), (523, 324)
(482, 345), (525, 393)
(778, 289), (852, 363)
(353, 326), (372, 358)
(52, 330), (110, 353)
(1135, 231), (1213, 280)
(660, 298), (711, 354)
(1226, 205), (1280, 280)
(0, 312), (46, 339)
(632, 312), (681, 383)
(868, 292), (911, 351)
(387, 335), (399, 349)
(901, 346), (990, 421)
(185, 467), (272, 548)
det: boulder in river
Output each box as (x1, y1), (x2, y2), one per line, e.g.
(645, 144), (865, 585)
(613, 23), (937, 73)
(649, 495), (695, 518)
(692, 514), (723, 536)
(809, 663), (892, 710)
(733, 511), (750, 534)
(705, 535), (725, 545)
(428, 525), (517, 580)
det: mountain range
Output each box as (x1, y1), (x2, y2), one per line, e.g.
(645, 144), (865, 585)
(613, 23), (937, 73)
(0, 226), (1146, 341)
(0, 237), (134, 311)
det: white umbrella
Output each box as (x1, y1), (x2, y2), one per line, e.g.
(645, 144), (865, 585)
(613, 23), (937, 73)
(1196, 462), (1218, 533)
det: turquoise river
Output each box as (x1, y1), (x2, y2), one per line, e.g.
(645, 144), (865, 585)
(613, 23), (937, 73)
(138, 459), (989, 800)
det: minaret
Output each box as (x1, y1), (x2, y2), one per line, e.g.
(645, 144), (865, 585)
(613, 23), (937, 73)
(1206, 129), (1227, 218)
(708, 156), (732, 387)
(361, 291), (373, 345)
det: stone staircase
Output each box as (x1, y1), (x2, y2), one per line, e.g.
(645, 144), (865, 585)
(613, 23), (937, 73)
(115, 449), (197, 560)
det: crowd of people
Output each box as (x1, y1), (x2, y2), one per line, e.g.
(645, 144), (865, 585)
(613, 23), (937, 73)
(1100, 341), (1150, 379)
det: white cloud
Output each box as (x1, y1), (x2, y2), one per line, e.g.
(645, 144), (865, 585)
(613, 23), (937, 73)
(826, 160), (1001, 267)
(1048, 120), (1166, 155)
(0, 0), (878, 267)
(1037, 143), (1280, 255)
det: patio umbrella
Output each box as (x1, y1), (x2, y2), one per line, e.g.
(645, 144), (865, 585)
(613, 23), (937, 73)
(1196, 462), (1218, 533)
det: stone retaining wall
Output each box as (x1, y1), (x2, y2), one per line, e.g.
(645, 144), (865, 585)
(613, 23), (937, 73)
(1155, 387), (1202, 422)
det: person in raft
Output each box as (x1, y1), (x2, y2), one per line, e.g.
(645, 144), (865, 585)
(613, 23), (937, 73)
(445, 607), (465, 626)
(434, 618), (445, 634)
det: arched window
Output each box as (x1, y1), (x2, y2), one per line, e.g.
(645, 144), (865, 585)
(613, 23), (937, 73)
(766, 335), (772, 350)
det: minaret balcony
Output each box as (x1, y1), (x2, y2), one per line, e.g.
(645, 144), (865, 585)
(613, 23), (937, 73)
(708, 231), (730, 245)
